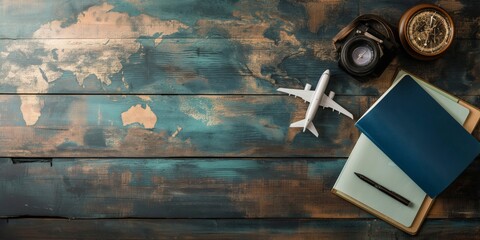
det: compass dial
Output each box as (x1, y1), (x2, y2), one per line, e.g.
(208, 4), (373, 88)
(407, 10), (451, 54)
(399, 4), (454, 60)
(351, 45), (374, 67)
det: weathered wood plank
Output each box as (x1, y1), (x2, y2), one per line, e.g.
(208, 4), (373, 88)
(0, 38), (366, 95)
(0, 0), (359, 39)
(0, 36), (478, 96)
(1, 94), (478, 157)
(1, 1), (477, 40)
(0, 1), (477, 96)
(0, 95), (366, 157)
(0, 218), (479, 239)
(0, 158), (477, 219)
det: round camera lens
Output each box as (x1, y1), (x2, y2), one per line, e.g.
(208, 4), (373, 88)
(339, 35), (381, 79)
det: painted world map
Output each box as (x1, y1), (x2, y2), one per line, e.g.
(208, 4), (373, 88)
(0, 0), (347, 127)
(0, 0), (476, 156)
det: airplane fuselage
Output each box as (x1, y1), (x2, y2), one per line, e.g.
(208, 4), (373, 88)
(303, 70), (330, 132)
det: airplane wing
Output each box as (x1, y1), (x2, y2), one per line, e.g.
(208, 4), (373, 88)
(277, 88), (314, 102)
(320, 94), (354, 119)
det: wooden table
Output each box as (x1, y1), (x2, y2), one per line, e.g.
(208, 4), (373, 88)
(0, 0), (478, 239)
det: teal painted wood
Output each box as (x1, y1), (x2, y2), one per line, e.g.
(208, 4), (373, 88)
(0, 158), (360, 218)
(0, 38), (384, 95)
(0, 1), (477, 95)
(1, 0), (476, 40)
(0, 0), (358, 98)
(0, 158), (478, 219)
(0, 95), (365, 157)
(0, 0), (478, 238)
(0, 0), (359, 39)
(0, 94), (477, 157)
(0, 38), (477, 95)
(0, 219), (479, 239)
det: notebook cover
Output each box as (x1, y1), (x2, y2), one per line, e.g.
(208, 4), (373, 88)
(355, 75), (480, 197)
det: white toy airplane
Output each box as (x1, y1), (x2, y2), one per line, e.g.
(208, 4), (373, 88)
(277, 69), (353, 137)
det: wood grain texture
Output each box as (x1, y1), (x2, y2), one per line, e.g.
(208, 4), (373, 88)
(0, 95), (367, 157)
(1, 0), (477, 39)
(0, 0), (357, 39)
(0, 38), (385, 95)
(0, 38), (477, 95)
(1, 94), (478, 157)
(0, 219), (479, 239)
(0, 0), (479, 238)
(0, 1), (477, 96)
(0, 158), (478, 219)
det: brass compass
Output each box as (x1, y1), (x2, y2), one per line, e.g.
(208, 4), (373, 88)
(399, 4), (454, 60)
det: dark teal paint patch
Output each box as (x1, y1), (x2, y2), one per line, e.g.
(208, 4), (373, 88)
(84, 96), (131, 127)
(57, 141), (80, 150)
(47, 71), (87, 94)
(0, 96), (24, 126)
(83, 74), (111, 89)
(39, 68), (49, 82)
(145, 39), (248, 93)
(136, 38), (156, 49)
(261, 65), (278, 81)
(106, 0), (143, 16)
(277, 0), (306, 22)
(195, 26), (231, 39)
(36, 96), (77, 126)
(58, 2), (100, 28)
(110, 0), (240, 27)
(6, 50), (43, 67)
(51, 49), (59, 61)
(263, 26), (281, 44)
(84, 129), (107, 147)
(0, 0), (100, 38)
(179, 97), (293, 154)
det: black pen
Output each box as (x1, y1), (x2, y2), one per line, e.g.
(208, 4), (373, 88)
(354, 172), (411, 206)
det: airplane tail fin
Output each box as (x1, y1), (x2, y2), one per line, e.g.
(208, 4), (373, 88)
(290, 119), (306, 128)
(289, 119), (319, 137)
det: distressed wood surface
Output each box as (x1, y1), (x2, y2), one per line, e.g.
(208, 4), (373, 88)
(0, 0), (479, 238)
(0, 0), (477, 40)
(1, 94), (479, 158)
(0, 38), (477, 96)
(0, 158), (478, 219)
(0, 219), (479, 240)
(0, 1), (477, 96)
(0, 95), (367, 157)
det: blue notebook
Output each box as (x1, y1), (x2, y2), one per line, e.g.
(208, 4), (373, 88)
(356, 75), (480, 197)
